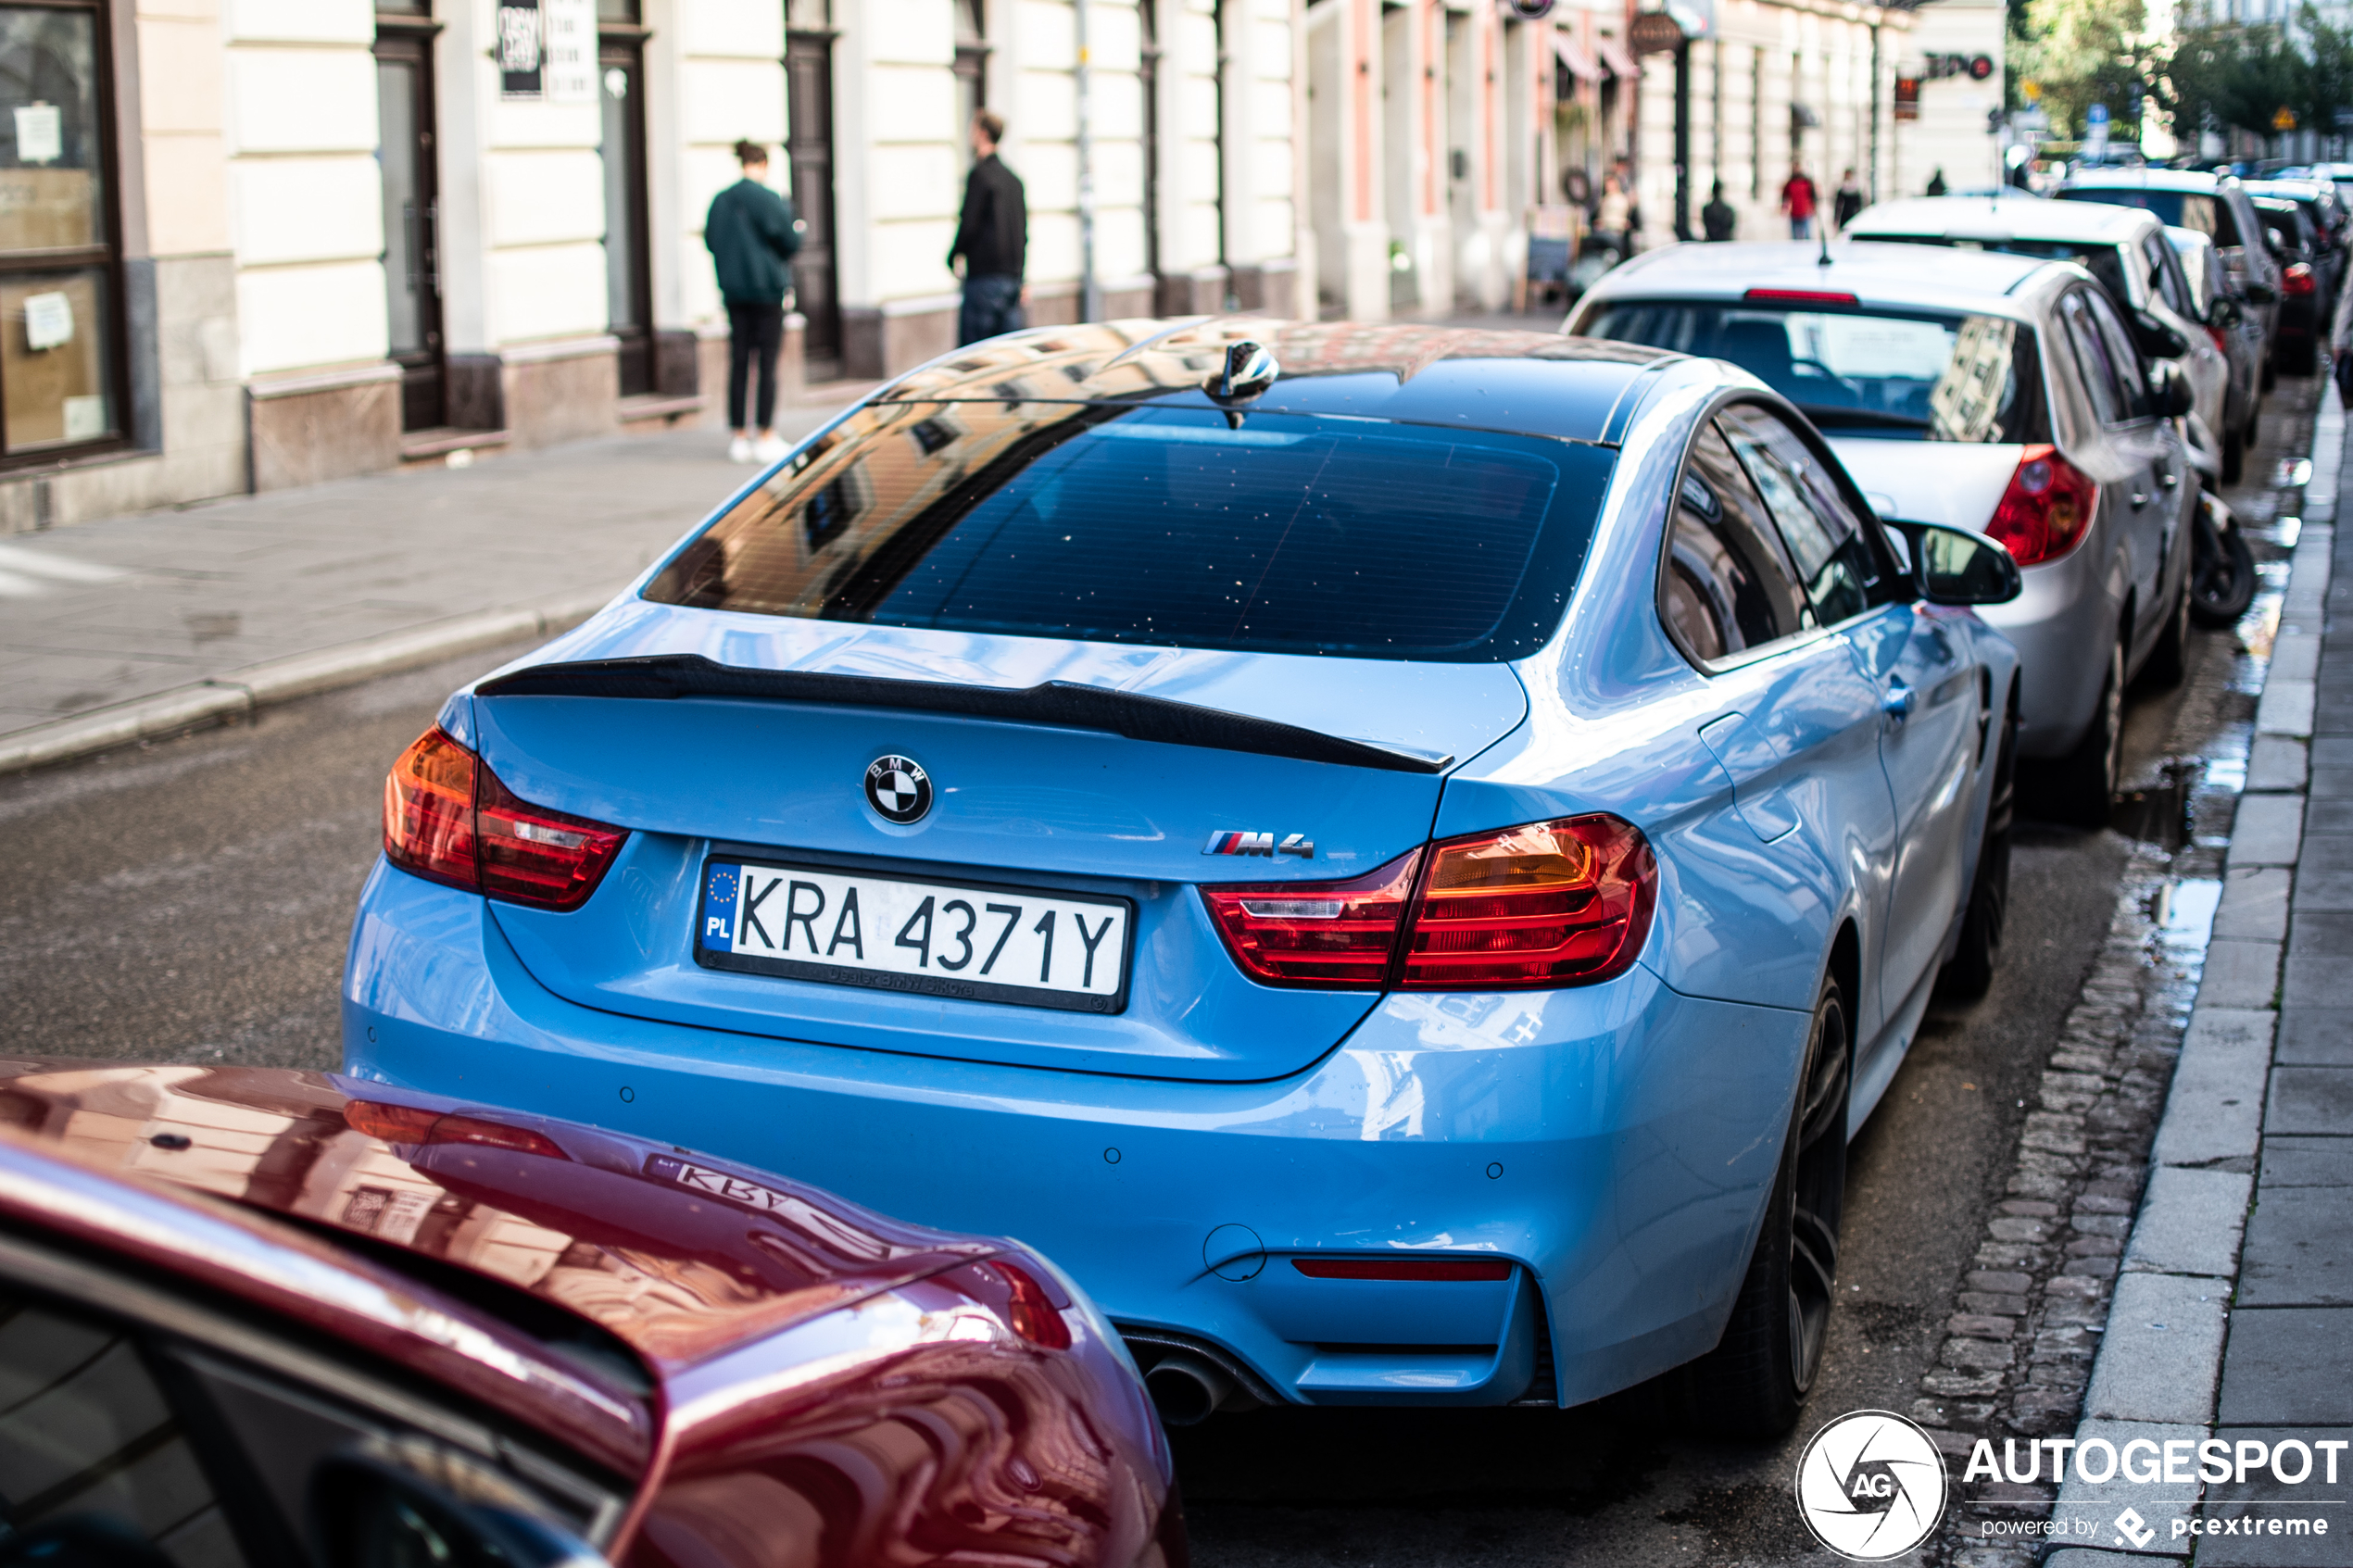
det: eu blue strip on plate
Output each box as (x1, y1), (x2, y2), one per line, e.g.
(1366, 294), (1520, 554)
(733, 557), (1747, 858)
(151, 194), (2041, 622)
(702, 862), (739, 951)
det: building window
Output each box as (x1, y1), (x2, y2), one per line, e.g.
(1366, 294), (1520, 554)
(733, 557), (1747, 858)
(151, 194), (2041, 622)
(0, 3), (121, 462)
(953, 0), (988, 165)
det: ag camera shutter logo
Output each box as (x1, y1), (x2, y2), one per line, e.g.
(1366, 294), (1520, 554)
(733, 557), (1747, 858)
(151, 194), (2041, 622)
(1794, 1410), (1948, 1561)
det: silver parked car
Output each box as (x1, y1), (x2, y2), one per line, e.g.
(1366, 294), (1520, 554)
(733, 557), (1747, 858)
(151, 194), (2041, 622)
(1843, 196), (2232, 483)
(2053, 169), (2286, 381)
(1567, 243), (2197, 824)
(2167, 225), (2268, 481)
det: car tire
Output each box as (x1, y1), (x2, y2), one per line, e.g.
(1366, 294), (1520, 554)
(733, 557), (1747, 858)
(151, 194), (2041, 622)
(1669, 976), (1850, 1439)
(2144, 562), (2193, 690)
(2035, 630), (2125, 829)
(1937, 691), (2018, 1004)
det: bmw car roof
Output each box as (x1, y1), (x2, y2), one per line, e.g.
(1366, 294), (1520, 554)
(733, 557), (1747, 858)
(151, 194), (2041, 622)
(865, 319), (1677, 445)
(1576, 240), (2065, 320)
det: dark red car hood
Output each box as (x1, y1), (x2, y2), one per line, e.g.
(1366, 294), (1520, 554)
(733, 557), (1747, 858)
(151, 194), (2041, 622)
(0, 1061), (996, 1368)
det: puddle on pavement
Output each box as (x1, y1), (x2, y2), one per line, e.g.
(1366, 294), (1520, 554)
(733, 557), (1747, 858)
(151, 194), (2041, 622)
(2110, 762), (2194, 849)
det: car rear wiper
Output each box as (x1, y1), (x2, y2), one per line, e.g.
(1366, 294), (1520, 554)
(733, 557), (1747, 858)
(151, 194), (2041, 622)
(1797, 406), (1936, 431)
(477, 655), (1455, 774)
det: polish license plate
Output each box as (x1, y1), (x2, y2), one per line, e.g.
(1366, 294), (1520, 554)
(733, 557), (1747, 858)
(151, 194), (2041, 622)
(695, 859), (1133, 1014)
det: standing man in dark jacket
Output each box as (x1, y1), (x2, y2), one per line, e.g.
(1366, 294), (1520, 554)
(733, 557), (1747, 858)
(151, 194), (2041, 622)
(950, 111), (1027, 345)
(704, 140), (800, 463)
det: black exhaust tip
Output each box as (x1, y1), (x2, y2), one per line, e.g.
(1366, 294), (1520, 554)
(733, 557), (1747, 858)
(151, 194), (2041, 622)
(1144, 1352), (1235, 1427)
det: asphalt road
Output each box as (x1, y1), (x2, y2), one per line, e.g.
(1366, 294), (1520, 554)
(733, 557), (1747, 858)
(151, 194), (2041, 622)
(0, 390), (2296, 1564)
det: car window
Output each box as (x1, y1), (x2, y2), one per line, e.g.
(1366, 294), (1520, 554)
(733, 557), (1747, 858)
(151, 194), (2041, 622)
(2144, 232), (2196, 318)
(645, 405), (1617, 663)
(2059, 290), (2129, 426)
(1902, 234), (2132, 309)
(2057, 187), (2217, 235)
(1717, 405), (1894, 626)
(2082, 288), (2155, 421)
(1661, 420), (1813, 665)
(0, 1290), (246, 1565)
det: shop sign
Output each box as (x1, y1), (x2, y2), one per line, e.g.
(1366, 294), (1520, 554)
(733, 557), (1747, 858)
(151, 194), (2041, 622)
(499, 0), (596, 103)
(1894, 76), (1919, 121)
(1629, 11), (1686, 54)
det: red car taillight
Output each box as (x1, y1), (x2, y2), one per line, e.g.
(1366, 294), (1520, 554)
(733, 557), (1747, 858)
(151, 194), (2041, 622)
(2285, 261), (2316, 295)
(384, 726), (626, 910)
(1982, 445), (2097, 567)
(2208, 325), (2231, 356)
(1202, 815), (1656, 992)
(996, 1261), (1073, 1350)
(1198, 850), (1422, 987)
(343, 1100), (571, 1160)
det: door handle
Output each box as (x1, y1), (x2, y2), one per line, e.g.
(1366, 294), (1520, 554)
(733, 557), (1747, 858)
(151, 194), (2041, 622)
(1882, 681), (1916, 722)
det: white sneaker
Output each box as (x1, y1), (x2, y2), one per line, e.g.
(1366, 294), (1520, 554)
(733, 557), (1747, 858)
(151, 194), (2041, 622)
(752, 434), (787, 463)
(727, 436), (754, 464)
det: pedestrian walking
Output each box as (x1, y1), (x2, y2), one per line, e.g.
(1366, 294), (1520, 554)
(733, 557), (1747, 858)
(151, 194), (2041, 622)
(1590, 173), (1637, 260)
(1780, 162), (1818, 241)
(704, 139), (800, 465)
(1832, 167), (1864, 232)
(950, 110), (1028, 345)
(1702, 181), (1737, 242)
(1926, 167), (1948, 197)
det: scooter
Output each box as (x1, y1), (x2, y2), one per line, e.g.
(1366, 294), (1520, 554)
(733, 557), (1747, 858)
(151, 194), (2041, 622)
(2189, 491), (2258, 628)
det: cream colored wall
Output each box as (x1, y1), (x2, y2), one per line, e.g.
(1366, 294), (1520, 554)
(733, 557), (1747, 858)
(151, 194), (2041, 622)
(674, 0), (786, 330)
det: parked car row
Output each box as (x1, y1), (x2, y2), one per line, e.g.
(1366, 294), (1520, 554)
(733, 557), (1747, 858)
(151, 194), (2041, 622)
(4, 281), (2245, 1563)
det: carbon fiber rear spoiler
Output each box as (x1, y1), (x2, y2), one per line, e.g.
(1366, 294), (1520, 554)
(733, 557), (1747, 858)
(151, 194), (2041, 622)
(476, 655), (1454, 775)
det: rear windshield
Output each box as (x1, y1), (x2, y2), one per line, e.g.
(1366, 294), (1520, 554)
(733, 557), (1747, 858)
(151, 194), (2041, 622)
(1866, 232), (2131, 307)
(2059, 187), (2237, 246)
(1580, 302), (2048, 443)
(644, 404), (1617, 661)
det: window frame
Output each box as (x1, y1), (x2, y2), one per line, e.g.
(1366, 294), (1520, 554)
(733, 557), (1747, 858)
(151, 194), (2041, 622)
(1655, 391), (1913, 676)
(0, 0), (132, 470)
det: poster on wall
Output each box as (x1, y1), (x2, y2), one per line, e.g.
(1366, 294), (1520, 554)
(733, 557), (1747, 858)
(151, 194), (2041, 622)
(544, 0), (596, 104)
(497, 0), (544, 100)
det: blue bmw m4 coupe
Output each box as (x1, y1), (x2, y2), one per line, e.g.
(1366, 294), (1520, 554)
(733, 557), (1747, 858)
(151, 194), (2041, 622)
(345, 320), (2021, 1436)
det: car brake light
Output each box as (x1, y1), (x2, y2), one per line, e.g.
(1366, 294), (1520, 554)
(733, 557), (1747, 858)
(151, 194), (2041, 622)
(1402, 815), (1656, 989)
(384, 727), (627, 911)
(1202, 815), (1657, 991)
(1199, 850), (1422, 987)
(2208, 325), (2231, 356)
(343, 1101), (571, 1160)
(2285, 261), (2316, 295)
(1982, 444), (2097, 567)
(1293, 1258), (1514, 1281)
(995, 1261), (1072, 1350)
(1743, 287), (1860, 307)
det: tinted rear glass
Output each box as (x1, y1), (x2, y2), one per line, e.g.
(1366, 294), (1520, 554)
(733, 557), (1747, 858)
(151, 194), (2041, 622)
(2057, 186), (2213, 233)
(644, 404), (1617, 661)
(1581, 302), (2047, 442)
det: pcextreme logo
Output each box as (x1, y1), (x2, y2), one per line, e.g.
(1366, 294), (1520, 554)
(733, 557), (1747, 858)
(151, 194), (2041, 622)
(1794, 1411), (1949, 1561)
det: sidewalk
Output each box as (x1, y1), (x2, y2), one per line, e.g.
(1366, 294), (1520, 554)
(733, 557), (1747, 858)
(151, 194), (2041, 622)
(2040, 386), (2353, 1567)
(0, 401), (843, 773)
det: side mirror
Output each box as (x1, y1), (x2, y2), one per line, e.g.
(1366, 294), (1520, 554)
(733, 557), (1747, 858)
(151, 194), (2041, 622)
(2151, 358), (2196, 418)
(2133, 309), (2190, 359)
(2209, 295), (2244, 328)
(2246, 280), (2279, 303)
(313, 1453), (610, 1568)
(1894, 522), (2022, 605)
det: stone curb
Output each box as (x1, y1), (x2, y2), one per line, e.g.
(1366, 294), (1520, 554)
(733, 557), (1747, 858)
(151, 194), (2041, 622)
(0, 588), (614, 777)
(2040, 383), (2346, 1562)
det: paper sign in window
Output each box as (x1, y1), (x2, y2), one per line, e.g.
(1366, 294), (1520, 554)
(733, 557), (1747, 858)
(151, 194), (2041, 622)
(62, 394), (104, 441)
(12, 104), (59, 166)
(22, 290), (69, 351)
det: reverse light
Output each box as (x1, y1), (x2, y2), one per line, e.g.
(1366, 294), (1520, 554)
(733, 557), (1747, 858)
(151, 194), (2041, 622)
(343, 1101), (571, 1160)
(384, 727), (627, 910)
(2285, 262), (2317, 296)
(1982, 444), (2097, 567)
(1202, 815), (1657, 992)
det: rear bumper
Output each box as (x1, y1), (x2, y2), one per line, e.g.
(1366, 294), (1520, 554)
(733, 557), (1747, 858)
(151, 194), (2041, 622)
(345, 862), (1811, 1411)
(1976, 539), (2120, 758)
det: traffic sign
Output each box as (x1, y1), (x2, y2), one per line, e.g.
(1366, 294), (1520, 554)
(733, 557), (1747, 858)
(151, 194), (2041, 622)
(2275, 106), (2299, 130)
(2086, 103), (2109, 125)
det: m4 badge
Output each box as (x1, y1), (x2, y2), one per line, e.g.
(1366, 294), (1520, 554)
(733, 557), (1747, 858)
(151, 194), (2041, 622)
(1202, 831), (1315, 859)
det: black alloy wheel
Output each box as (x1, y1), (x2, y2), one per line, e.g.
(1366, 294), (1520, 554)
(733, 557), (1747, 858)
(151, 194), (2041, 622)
(2145, 558), (2194, 689)
(2190, 499), (2258, 628)
(1674, 978), (1851, 1437)
(1938, 689), (2019, 1002)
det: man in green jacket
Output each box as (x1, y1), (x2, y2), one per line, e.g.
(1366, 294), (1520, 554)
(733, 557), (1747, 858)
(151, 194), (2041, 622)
(704, 140), (801, 463)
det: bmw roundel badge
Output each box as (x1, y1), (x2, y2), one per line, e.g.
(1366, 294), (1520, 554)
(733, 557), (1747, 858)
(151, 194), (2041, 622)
(864, 755), (932, 823)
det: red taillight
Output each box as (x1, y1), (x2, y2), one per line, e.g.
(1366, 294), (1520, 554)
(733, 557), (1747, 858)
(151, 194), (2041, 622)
(1982, 445), (2097, 567)
(384, 727), (626, 910)
(1743, 287), (1860, 307)
(1199, 849), (1422, 987)
(2285, 262), (2316, 295)
(1201, 815), (1657, 992)
(1293, 1258), (1514, 1281)
(1402, 815), (1656, 989)
(995, 1261), (1072, 1350)
(2208, 326), (2231, 356)
(343, 1101), (570, 1160)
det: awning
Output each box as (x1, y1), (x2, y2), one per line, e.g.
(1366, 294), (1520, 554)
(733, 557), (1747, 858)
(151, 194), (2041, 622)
(1552, 32), (1602, 82)
(1594, 35), (1639, 78)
